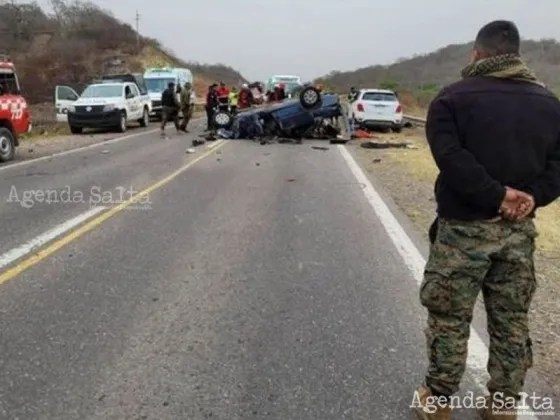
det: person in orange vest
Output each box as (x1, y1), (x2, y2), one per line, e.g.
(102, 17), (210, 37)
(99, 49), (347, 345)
(238, 83), (253, 109)
(216, 82), (229, 111)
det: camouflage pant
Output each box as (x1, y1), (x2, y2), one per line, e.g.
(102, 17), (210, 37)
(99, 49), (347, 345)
(420, 217), (537, 398)
(180, 104), (193, 130)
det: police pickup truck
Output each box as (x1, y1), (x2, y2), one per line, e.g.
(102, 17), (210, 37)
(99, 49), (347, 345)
(55, 73), (152, 133)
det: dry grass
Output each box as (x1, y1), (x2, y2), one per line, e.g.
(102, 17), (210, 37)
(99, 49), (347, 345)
(385, 132), (560, 257)
(350, 127), (560, 398)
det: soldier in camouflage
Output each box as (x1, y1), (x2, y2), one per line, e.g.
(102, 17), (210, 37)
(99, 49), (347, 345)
(414, 21), (560, 420)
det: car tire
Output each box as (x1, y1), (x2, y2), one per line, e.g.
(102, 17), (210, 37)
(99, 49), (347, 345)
(299, 86), (321, 109)
(117, 111), (127, 133)
(0, 127), (16, 162)
(392, 126), (403, 133)
(138, 107), (149, 127)
(70, 125), (83, 134)
(213, 111), (232, 129)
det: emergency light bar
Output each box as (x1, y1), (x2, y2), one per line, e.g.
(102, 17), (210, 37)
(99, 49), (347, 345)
(146, 68), (171, 73)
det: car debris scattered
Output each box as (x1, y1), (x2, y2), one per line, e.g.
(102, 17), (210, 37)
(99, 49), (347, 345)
(360, 141), (415, 149)
(311, 146), (330, 151)
(211, 87), (351, 143)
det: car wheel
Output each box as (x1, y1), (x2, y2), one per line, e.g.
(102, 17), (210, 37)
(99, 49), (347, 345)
(118, 111), (127, 133)
(299, 86), (321, 109)
(69, 125), (83, 134)
(392, 126), (403, 133)
(139, 107), (149, 127)
(213, 111), (232, 129)
(0, 127), (16, 162)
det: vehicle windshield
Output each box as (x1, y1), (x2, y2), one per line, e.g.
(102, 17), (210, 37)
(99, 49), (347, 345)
(145, 78), (176, 93)
(0, 70), (20, 95)
(81, 84), (123, 98)
(278, 81), (301, 93)
(361, 92), (398, 102)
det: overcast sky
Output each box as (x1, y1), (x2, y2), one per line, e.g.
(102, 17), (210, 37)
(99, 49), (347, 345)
(34, 0), (560, 82)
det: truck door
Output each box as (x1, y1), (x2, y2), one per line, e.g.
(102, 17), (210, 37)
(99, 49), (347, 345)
(55, 85), (79, 122)
(126, 84), (141, 119)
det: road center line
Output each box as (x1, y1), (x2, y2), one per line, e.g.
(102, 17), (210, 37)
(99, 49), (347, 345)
(0, 139), (226, 286)
(0, 206), (107, 270)
(337, 144), (540, 419)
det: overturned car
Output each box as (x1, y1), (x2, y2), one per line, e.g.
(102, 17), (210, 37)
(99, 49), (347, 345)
(211, 86), (351, 141)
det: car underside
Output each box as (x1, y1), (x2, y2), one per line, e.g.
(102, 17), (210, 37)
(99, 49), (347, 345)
(211, 87), (351, 142)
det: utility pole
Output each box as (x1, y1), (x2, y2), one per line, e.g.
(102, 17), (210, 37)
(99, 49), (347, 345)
(135, 9), (140, 53)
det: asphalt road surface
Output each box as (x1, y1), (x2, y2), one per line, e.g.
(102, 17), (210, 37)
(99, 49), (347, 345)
(0, 120), (556, 420)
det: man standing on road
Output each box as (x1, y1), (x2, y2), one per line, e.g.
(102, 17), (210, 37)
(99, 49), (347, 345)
(348, 86), (358, 102)
(205, 84), (218, 131)
(160, 82), (180, 137)
(414, 20), (560, 420)
(179, 81), (193, 132)
(238, 83), (253, 109)
(228, 86), (239, 114)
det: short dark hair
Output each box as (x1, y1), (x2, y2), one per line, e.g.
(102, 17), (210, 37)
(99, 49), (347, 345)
(474, 20), (520, 55)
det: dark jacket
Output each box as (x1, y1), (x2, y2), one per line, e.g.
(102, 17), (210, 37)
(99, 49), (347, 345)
(206, 90), (218, 109)
(161, 88), (177, 108)
(426, 76), (560, 221)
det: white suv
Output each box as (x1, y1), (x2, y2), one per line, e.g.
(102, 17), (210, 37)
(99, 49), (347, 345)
(349, 89), (403, 133)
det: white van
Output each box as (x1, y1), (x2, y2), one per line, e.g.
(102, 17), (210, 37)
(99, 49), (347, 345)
(265, 75), (302, 98)
(143, 67), (196, 119)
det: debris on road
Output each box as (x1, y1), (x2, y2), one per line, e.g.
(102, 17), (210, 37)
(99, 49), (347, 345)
(360, 141), (413, 149)
(312, 146), (329, 151)
(212, 87), (351, 143)
(185, 148), (196, 154)
(354, 129), (379, 139)
(101, 149), (109, 154)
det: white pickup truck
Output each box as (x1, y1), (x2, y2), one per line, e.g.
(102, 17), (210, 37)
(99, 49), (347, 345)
(55, 81), (151, 134)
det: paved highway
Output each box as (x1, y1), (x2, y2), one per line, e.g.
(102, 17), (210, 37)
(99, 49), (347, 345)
(0, 120), (555, 419)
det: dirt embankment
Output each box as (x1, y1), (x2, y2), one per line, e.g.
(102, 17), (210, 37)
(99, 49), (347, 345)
(349, 126), (560, 399)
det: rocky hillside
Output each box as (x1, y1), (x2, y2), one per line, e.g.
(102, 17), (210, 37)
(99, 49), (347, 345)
(0, 0), (247, 103)
(315, 39), (560, 108)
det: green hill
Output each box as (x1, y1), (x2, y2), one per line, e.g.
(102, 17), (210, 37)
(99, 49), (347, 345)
(0, 0), (247, 102)
(316, 39), (560, 109)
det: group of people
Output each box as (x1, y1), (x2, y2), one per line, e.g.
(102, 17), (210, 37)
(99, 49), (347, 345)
(205, 82), (250, 131)
(159, 81), (194, 137)
(204, 81), (291, 131)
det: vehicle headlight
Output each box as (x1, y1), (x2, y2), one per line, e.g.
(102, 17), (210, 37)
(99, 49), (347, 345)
(103, 104), (117, 112)
(68, 105), (76, 112)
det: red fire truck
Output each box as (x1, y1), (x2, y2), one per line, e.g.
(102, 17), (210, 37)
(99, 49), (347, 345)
(0, 53), (31, 162)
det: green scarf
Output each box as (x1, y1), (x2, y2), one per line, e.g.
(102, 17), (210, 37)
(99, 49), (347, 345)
(460, 53), (545, 87)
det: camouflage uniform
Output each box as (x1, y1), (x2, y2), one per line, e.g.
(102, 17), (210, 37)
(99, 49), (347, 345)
(420, 216), (537, 398)
(179, 83), (193, 132)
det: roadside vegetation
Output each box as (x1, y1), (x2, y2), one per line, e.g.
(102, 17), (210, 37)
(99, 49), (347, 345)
(0, 0), (246, 134)
(316, 30), (560, 399)
(315, 39), (560, 115)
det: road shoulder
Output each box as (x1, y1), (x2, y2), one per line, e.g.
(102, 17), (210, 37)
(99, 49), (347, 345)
(343, 129), (560, 400)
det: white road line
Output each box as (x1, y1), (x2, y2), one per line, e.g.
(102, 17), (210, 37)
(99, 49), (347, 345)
(0, 206), (107, 270)
(0, 118), (204, 173)
(337, 145), (540, 420)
